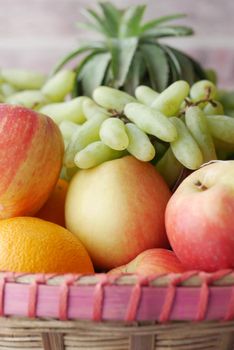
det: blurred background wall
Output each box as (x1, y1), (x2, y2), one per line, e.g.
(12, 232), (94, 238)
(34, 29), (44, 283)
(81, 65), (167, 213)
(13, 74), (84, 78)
(0, 0), (233, 89)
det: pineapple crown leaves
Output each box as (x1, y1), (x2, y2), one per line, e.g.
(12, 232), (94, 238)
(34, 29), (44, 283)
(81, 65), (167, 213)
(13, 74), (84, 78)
(53, 2), (206, 97)
(77, 2), (193, 39)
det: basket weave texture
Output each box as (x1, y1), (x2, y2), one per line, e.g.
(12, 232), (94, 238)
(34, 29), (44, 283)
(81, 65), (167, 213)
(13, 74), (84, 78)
(0, 270), (234, 349)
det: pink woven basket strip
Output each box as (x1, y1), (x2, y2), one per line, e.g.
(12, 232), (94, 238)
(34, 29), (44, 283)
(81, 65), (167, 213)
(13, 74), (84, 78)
(124, 276), (148, 322)
(224, 286), (234, 321)
(59, 274), (80, 321)
(196, 270), (233, 321)
(0, 272), (15, 316)
(92, 274), (109, 321)
(0, 283), (232, 321)
(159, 271), (198, 323)
(0, 271), (233, 322)
(196, 280), (209, 321)
(28, 274), (46, 318)
(196, 270), (231, 321)
(92, 274), (122, 321)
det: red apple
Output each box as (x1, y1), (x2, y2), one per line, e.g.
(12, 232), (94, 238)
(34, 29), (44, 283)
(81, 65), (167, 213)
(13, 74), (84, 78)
(65, 156), (171, 270)
(108, 248), (185, 275)
(0, 104), (64, 218)
(165, 160), (234, 272)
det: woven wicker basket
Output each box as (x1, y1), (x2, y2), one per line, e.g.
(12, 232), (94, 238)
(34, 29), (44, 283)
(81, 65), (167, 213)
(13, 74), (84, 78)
(0, 270), (234, 349)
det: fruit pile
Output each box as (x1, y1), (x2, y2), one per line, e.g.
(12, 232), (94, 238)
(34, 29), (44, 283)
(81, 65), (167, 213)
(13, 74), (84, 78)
(0, 67), (233, 276)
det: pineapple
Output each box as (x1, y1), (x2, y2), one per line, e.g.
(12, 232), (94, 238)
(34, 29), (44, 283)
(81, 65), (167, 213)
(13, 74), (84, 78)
(54, 2), (207, 97)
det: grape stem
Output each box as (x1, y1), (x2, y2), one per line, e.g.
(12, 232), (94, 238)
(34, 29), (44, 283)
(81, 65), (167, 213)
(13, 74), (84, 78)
(184, 97), (217, 108)
(179, 95), (217, 117)
(108, 109), (131, 124)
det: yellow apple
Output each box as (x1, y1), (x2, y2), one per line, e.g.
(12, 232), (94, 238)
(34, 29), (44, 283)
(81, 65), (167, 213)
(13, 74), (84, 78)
(65, 156), (171, 270)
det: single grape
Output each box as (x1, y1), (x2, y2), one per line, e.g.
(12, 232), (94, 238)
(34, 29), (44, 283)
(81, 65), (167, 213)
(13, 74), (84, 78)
(1, 68), (46, 90)
(93, 86), (136, 112)
(190, 80), (217, 102)
(63, 139), (69, 150)
(151, 141), (168, 163)
(206, 115), (234, 144)
(218, 90), (234, 111)
(205, 69), (217, 85)
(125, 123), (155, 161)
(59, 121), (81, 141)
(0, 83), (17, 97)
(156, 147), (183, 189)
(74, 141), (123, 169)
(42, 70), (75, 102)
(151, 80), (190, 116)
(64, 113), (109, 168)
(39, 97), (87, 124)
(100, 118), (129, 151)
(6, 90), (48, 109)
(185, 106), (217, 162)
(170, 117), (203, 170)
(82, 98), (111, 120)
(135, 86), (159, 106)
(203, 101), (224, 116)
(124, 102), (177, 142)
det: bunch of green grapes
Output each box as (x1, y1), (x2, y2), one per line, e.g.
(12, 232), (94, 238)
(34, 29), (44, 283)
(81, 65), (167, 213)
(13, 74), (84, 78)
(59, 79), (234, 187)
(1, 68), (234, 188)
(0, 68), (76, 108)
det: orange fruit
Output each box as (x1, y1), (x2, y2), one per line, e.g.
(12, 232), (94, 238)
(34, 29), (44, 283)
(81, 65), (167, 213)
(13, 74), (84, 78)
(36, 178), (68, 227)
(0, 217), (94, 274)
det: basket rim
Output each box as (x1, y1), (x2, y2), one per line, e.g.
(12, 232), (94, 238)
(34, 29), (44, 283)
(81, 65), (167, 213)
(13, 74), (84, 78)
(0, 270), (233, 323)
(1, 269), (233, 287)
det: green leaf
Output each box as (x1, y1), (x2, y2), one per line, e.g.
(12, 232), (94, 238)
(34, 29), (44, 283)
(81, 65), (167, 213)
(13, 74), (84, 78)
(168, 64), (179, 86)
(226, 109), (234, 118)
(142, 25), (193, 38)
(81, 8), (112, 36)
(102, 66), (114, 87)
(124, 51), (146, 95)
(170, 48), (195, 84)
(77, 52), (111, 96)
(189, 56), (207, 81)
(219, 91), (234, 110)
(141, 13), (186, 33)
(162, 45), (182, 77)
(160, 45), (182, 86)
(51, 41), (105, 75)
(76, 20), (101, 33)
(108, 37), (138, 88)
(140, 43), (169, 92)
(52, 42), (106, 74)
(72, 51), (100, 96)
(119, 5), (146, 38)
(72, 49), (107, 96)
(82, 9), (105, 31)
(99, 2), (121, 36)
